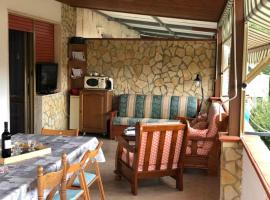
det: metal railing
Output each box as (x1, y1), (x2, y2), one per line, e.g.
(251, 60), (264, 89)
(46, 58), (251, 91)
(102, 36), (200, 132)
(245, 131), (270, 137)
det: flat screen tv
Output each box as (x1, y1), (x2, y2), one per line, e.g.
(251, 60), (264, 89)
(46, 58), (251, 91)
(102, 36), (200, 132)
(36, 63), (58, 94)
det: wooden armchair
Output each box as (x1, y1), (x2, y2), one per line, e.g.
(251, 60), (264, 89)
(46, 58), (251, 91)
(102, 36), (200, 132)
(177, 98), (228, 175)
(115, 122), (188, 195)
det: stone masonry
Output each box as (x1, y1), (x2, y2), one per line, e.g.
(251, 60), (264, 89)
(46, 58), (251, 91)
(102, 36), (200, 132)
(87, 40), (216, 106)
(220, 141), (243, 200)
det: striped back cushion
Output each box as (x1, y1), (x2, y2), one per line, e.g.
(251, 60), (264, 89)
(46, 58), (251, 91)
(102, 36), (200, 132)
(118, 94), (137, 117)
(169, 96), (197, 119)
(118, 94), (197, 119)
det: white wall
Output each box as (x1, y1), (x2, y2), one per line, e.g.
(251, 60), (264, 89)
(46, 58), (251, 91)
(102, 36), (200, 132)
(0, 0), (62, 132)
(76, 8), (140, 38)
(241, 150), (268, 200)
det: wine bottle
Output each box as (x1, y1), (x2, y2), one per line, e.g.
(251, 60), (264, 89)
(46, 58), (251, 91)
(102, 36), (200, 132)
(2, 122), (11, 158)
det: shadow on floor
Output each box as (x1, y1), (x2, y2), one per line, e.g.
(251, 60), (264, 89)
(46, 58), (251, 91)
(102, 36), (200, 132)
(87, 137), (220, 200)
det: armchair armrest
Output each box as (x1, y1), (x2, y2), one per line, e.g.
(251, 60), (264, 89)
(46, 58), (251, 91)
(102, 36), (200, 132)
(116, 136), (135, 153)
(188, 135), (218, 156)
(109, 110), (118, 118)
(188, 135), (216, 141)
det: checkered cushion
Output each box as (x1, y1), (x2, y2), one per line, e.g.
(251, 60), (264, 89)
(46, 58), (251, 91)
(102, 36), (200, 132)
(121, 129), (184, 171)
(186, 102), (225, 156)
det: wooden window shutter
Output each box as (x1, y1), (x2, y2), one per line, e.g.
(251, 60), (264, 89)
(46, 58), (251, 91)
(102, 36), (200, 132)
(34, 21), (54, 63)
(8, 14), (33, 32)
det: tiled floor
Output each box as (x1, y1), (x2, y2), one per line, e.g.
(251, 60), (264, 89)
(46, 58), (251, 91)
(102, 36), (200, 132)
(90, 138), (220, 200)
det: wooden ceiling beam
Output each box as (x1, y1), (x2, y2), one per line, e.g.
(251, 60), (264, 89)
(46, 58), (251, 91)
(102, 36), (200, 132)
(56, 0), (227, 22)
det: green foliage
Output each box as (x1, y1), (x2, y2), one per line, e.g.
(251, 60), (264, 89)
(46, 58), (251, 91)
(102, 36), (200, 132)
(262, 65), (270, 75)
(250, 99), (270, 149)
(250, 100), (270, 131)
(262, 137), (270, 149)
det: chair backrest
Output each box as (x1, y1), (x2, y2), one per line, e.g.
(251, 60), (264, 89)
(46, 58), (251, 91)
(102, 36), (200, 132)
(66, 142), (103, 187)
(118, 94), (198, 119)
(133, 122), (187, 172)
(78, 141), (103, 171)
(37, 154), (67, 200)
(41, 128), (79, 137)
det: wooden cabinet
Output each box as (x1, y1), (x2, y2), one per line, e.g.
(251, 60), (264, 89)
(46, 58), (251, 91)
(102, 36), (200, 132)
(80, 90), (112, 134)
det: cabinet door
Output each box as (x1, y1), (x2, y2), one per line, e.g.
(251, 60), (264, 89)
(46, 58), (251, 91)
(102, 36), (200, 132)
(80, 92), (105, 132)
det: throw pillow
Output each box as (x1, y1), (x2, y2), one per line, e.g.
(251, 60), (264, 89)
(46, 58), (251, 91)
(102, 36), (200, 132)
(190, 112), (208, 127)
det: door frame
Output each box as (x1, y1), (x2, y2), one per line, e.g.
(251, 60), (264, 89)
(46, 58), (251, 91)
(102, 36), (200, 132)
(24, 32), (35, 134)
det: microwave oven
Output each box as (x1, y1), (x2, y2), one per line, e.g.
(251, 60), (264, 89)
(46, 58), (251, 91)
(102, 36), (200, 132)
(84, 76), (113, 90)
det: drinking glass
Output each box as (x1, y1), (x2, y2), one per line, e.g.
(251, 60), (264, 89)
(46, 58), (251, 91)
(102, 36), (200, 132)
(12, 142), (21, 155)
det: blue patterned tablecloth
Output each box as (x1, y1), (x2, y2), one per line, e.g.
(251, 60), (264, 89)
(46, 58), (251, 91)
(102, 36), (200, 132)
(0, 134), (105, 200)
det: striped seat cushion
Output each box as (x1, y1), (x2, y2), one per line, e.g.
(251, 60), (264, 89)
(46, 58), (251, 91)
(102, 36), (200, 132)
(72, 172), (96, 187)
(52, 189), (83, 200)
(113, 117), (180, 126)
(118, 94), (198, 119)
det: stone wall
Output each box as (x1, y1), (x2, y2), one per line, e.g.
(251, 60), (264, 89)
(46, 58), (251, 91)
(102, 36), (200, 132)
(220, 140), (243, 200)
(87, 39), (216, 103)
(39, 4), (76, 130)
(41, 93), (68, 129)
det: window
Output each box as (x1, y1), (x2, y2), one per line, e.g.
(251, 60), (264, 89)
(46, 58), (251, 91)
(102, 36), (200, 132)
(244, 21), (270, 149)
(221, 38), (231, 97)
(219, 4), (233, 100)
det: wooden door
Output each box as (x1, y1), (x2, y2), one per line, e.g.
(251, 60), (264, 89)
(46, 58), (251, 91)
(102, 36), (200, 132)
(9, 30), (25, 134)
(80, 91), (105, 132)
(9, 30), (34, 134)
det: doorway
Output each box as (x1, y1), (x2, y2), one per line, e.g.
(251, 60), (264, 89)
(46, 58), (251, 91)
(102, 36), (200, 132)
(9, 30), (34, 134)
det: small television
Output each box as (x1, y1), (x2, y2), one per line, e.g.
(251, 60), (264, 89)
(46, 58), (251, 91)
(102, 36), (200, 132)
(36, 63), (58, 94)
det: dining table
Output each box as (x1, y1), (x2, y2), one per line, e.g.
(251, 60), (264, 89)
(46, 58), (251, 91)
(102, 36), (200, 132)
(0, 133), (105, 200)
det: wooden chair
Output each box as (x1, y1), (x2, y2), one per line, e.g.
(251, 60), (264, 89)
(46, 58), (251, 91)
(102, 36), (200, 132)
(68, 141), (106, 200)
(37, 154), (89, 200)
(177, 98), (229, 175)
(41, 128), (79, 137)
(115, 122), (188, 195)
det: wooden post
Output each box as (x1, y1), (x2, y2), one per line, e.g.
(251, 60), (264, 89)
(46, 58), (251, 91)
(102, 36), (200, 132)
(228, 0), (245, 136)
(215, 27), (223, 97)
